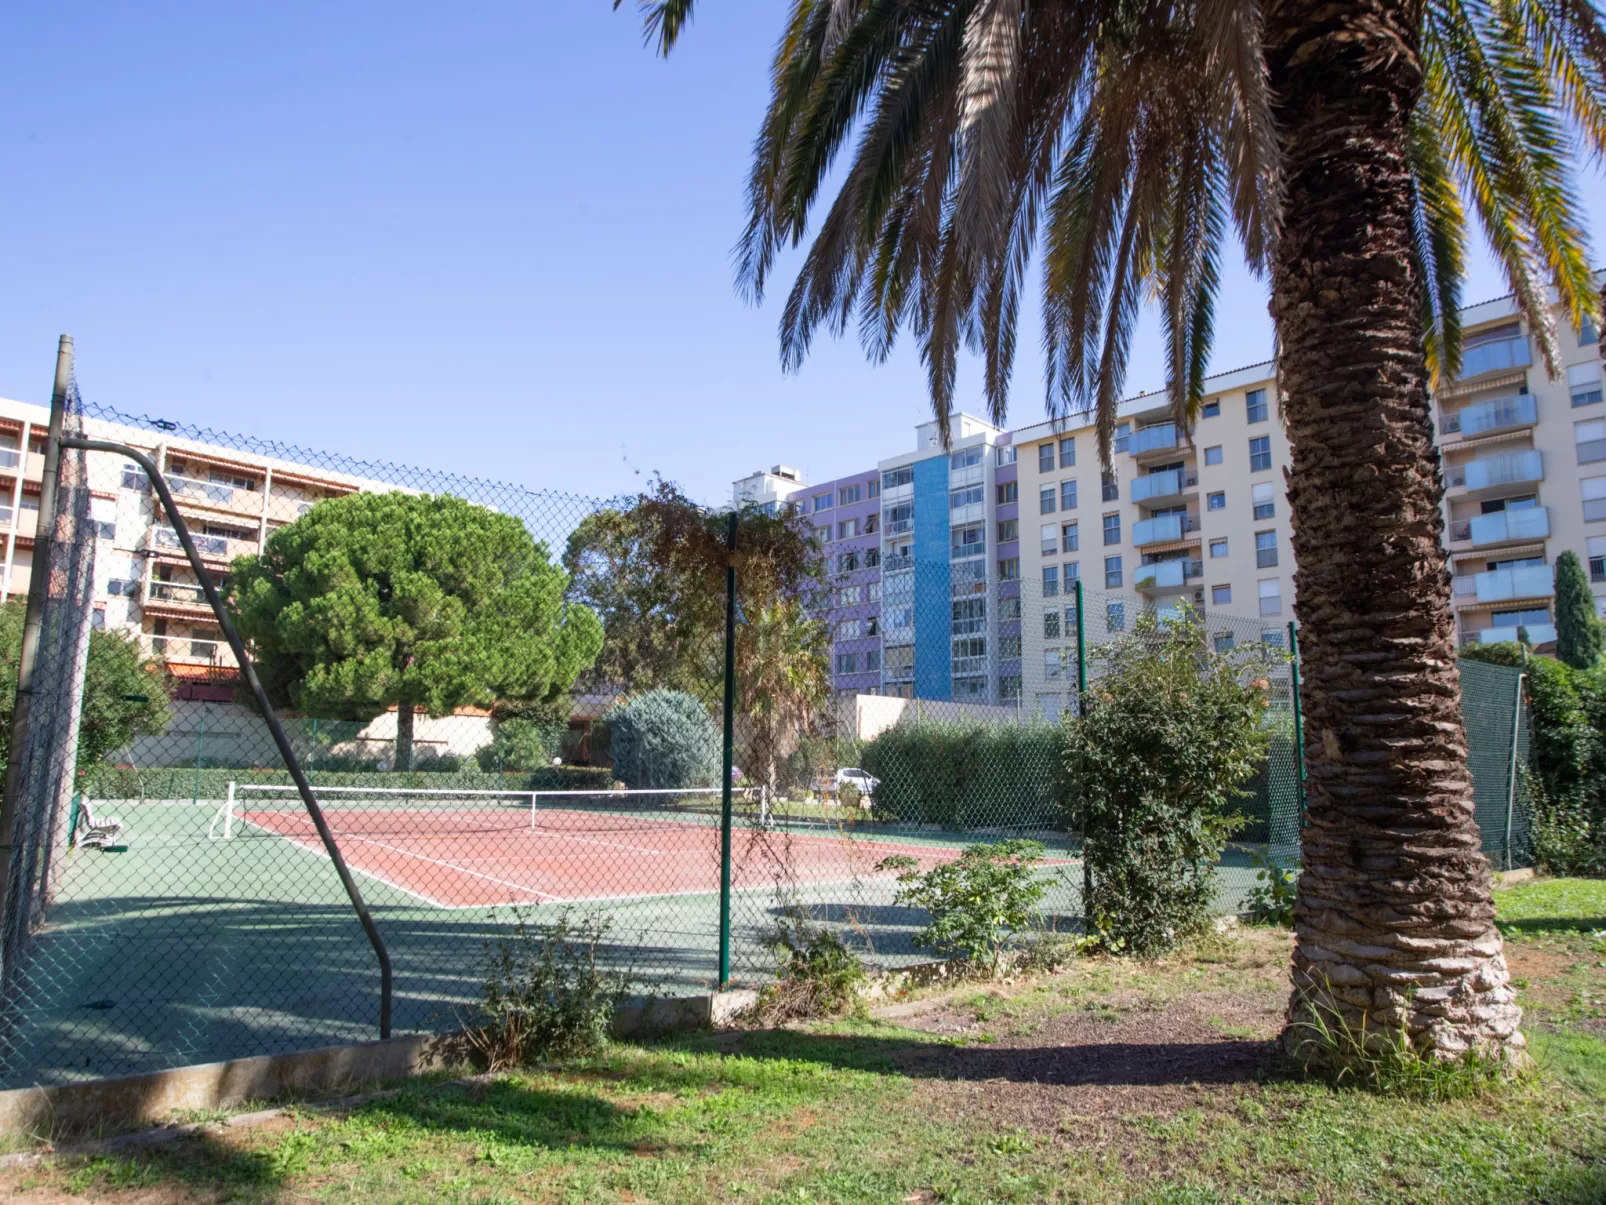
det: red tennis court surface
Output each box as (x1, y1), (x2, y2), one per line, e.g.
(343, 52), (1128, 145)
(239, 806), (970, 909)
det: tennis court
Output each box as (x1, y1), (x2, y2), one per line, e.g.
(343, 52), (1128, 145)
(219, 784), (983, 909)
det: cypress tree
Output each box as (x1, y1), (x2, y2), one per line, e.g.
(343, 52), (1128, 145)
(1553, 550), (1604, 669)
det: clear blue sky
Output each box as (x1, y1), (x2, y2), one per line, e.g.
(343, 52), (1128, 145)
(2, 2), (1601, 507)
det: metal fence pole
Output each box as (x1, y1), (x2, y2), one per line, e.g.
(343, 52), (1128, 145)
(1074, 578), (1088, 701)
(1504, 671), (1525, 872)
(1288, 620), (1308, 826)
(1074, 577), (1091, 931)
(718, 511), (738, 989)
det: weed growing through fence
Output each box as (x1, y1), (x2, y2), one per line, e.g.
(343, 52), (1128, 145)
(458, 909), (631, 1071)
(877, 840), (1049, 976)
(1244, 849), (1299, 927)
(746, 912), (868, 1024)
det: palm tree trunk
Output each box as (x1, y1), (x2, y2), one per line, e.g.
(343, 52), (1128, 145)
(1263, 0), (1523, 1063)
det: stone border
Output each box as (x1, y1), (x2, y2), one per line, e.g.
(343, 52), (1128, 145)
(0, 989), (758, 1141)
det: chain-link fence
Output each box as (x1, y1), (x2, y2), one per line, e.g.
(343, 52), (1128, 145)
(0, 377), (1534, 1087)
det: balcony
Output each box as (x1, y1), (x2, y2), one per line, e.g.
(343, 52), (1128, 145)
(1130, 468), (1200, 507)
(882, 554), (914, 575)
(145, 580), (213, 615)
(1473, 564), (1553, 604)
(1447, 449), (1542, 494)
(1128, 424), (1180, 460)
(1477, 622), (1557, 646)
(1457, 334), (1531, 381)
(1467, 506), (1550, 547)
(1132, 512), (1201, 547)
(1135, 558), (1202, 594)
(148, 634), (229, 665)
(0, 450), (19, 470)
(151, 525), (255, 562)
(1447, 393), (1537, 439)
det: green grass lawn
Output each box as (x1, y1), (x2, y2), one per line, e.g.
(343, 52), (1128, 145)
(7, 878), (1605, 1205)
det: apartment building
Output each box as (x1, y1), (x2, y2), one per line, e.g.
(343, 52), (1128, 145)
(748, 279), (1604, 714)
(0, 397), (378, 693)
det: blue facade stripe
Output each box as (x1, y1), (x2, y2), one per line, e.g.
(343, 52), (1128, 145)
(912, 455), (952, 701)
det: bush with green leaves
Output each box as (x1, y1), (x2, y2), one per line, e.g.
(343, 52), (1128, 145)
(459, 909), (630, 1071)
(749, 914), (867, 1023)
(859, 721), (1063, 828)
(877, 839), (1049, 974)
(1063, 605), (1275, 956)
(1244, 851), (1299, 927)
(778, 734), (865, 797)
(602, 689), (719, 790)
(475, 716), (566, 773)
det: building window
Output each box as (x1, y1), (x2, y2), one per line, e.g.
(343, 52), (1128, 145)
(882, 465), (913, 491)
(1571, 362), (1604, 407)
(1204, 445), (1223, 466)
(1114, 422), (1131, 454)
(1038, 442), (1055, 472)
(999, 596), (1022, 619)
(997, 518), (1018, 542)
(865, 649), (881, 671)
(837, 551), (859, 573)
(1256, 530), (1278, 568)
(1041, 523), (1059, 556)
(1102, 513), (1121, 545)
(121, 463), (150, 492)
(1584, 477), (1606, 522)
(1578, 418), (1606, 463)
(1000, 676), (1022, 701)
(1247, 388), (1269, 423)
(1044, 649), (1063, 680)
(1065, 561), (1080, 584)
(1258, 578), (1282, 617)
(1044, 611), (1061, 639)
(1106, 601), (1126, 631)
(1252, 482), (1275, 520)
(839, 585), (862, 606)
(1589, 536), (1606, 582)
(836, 652), (857, 674)
(814, 493), (833, 512)
(864, 513), (878, 533)
(868, 477), (880, 498)
(839, 484), (862, 505)
(1203, 399), (1221, 418)
(867, 616), (880, 636)
(1000, 635), (1022, 657)
(1043, 565), (1060, 596)
(1249, 436), (1272, 471)
(1208, 491), (1226, 511)
(1061, 479), (1078, 510)
(996, 445), (1017, 466)
(838, 518), (859, 539)
(950, 484), (984, 511)
(837, 619), (861, 640)
(1212, 584), (1232, 605)
(950, 446), (984, 470)
(1105, 555), (1122, 588)
(997, 481), (1018, 504)
(1062, 521), (1079, 553)
(1101, 470), (1118, 502)
(951, 523), (986, 560)
(885, 502), (913, 533)
(866, 547), (882, 567)
(1261, 628), (1286, 648)
(1040, 485), (1056, 515)
(999, 557), (1020, 580)
(1210, 537), (1229, 558)
(1214, 631), (1235, 652)
(1582, 316), (1600, 345)
(1059, 437), (1076, 468)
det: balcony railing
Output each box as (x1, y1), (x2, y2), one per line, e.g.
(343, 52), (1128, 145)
(154, 526), (227, 557)
(1454, 573), (1479, 597)
(1128, 424), (1179, 457)
(1449, 519), (1472, 542)
(1449, 448), (1543, 491)
(1451, 393), (1537, 439)
(1468, 506), (1550, 546)
(148, 580), (209, 606)
(1130, 468), (1200, 505)
(1134, 558), (1202, 592)
(1478, 623), (1556, 646)
(149, 635), (225, 663)
(882, 554), (914, 575)
(1132, 513), (1201, 546)
(1474, 564), (1553, 603)
(1457, 334), (1531, 380)
(168, 474), (240, 505)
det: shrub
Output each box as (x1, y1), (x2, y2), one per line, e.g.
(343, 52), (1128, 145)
(1064, 605), (1276, 956)
(80, 764), (613, 801)
(459, 910), (630, 1071)
(475, 717), (566, 773)
(878, 839), (1049, 974)
(748, 914), (867, 1023)
(1244, 850), (1299, 927)
(603, 690), (720, 790)
(859, 722), (1062, 828)
(779, 734), (865, 797)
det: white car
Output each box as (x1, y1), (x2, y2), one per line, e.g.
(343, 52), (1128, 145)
(832, 768), (880, 798)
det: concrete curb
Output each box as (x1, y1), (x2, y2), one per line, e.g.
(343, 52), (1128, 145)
(0, 989), (759, 1142)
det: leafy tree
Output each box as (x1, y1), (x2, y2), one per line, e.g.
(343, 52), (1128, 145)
(1063, 606), (1275, 956)
(603, 689), (720, 790)
(625, 0), (1606, 1066)
(1554, 551), (1603, 669)
(228, 492), (603, 771)
(474, 716), (565, 774)
(0, 599), (172, 776)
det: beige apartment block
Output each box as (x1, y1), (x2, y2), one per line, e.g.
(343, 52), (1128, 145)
(1010, 278), (1604, 719)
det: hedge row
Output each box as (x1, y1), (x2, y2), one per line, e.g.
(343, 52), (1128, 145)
(859, 722), (1066, 830)
(82, 764), (615, 800)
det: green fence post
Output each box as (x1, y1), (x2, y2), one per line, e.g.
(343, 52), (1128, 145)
(718, 511), (738, 990)
(309, 716), (317, 781)
(1074, 577), (1091, 931)
(1288, 620), (1307, 826)
(1504, 670), (1525, 871)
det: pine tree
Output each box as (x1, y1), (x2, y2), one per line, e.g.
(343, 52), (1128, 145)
(1553, 551), (1603, 669)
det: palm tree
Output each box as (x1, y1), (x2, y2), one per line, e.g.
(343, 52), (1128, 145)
(621, 0), (1606, 1064)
